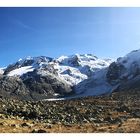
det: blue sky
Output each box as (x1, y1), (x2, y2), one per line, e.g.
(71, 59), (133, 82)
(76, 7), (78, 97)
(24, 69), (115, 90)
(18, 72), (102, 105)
(0, 7), (140, 67)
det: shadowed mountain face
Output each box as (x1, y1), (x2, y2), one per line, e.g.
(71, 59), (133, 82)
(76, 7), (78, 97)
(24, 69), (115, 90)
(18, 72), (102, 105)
(1, 50), (140, 101)
(21, 69), (73, 100)
(0, 69), (73, 101)
(0, 56), (73, 101)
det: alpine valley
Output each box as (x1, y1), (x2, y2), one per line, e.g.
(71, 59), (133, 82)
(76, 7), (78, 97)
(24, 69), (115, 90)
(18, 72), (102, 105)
(1, 50), (140, 133)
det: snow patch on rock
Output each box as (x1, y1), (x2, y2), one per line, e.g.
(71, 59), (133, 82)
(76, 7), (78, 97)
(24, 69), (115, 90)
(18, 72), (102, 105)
(7, 66), (34, 76)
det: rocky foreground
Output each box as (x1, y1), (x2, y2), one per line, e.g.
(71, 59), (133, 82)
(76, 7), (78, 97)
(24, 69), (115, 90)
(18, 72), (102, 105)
(0, 89), (140, 133)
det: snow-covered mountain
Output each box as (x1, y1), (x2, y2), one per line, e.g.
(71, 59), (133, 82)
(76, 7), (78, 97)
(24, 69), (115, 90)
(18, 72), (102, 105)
(55, 54), (112, 85)
(76, 49), (140, 97)
(1, 49), (140, 101)
(0, 54), (112, 100)
(4, 54), (112, 86)
(106, 49), (140, 91)
(4, 56), (53, 76)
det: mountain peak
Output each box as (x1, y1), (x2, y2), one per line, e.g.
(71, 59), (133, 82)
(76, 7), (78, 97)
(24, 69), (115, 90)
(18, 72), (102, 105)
(2, 54), (112, 86)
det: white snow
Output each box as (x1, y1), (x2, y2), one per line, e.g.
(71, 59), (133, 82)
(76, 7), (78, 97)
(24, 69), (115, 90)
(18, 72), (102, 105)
(54, 54), (112, 85)
(0, 68), (4, 75)
(57, 54), (112, 68)
(75, 67), (113, 96)
(7, 66), (34, 76)
(56, 55), (69, 63)
(4, 54), (112, 87)
(118, 49), (140, 69)
(45, 98), (64, 101)
(54, 63), (88, 85)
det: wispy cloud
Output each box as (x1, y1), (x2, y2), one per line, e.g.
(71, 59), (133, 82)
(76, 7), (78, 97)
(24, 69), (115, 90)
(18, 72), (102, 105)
(14, 19), (31, 29)
(11, 18), (35, 31)
(0, 18), (37, 44)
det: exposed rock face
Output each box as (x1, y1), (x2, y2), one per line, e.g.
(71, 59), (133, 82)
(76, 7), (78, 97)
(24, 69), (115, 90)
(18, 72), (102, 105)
(106, 62), (125, 85)
(22, 69), (73, 100)
(66, 55), (81, 67)
(0, 75), (31, 100)
(106, 50), (140, 92)
(0, 69), (73, 101)
(57, 54), (81, 67)
(116, 75), (140, 91)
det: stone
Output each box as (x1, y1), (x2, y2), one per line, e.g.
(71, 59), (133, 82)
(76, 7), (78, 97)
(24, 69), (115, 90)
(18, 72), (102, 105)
(0, 122), (8, 126)
(10, 124), (20, 128)
(21, 122), (33, 127)
(46, 124), (52, 129)
(0, 122), (4, 126)
(31, 129), (47, 133)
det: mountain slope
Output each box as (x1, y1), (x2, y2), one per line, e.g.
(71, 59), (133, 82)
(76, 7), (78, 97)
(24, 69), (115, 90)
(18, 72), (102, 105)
(107, 49), (140, 91)
(75, 68), (113, 97)
(76, 49), (140, 97)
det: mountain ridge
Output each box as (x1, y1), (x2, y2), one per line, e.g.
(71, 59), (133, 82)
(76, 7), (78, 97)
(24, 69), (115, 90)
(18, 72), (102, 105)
(1, 50), (140, 101)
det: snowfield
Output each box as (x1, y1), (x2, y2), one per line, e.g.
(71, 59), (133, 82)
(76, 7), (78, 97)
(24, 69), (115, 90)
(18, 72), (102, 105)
(0, 68), (4, 75)
(7, 66), (34, 76)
